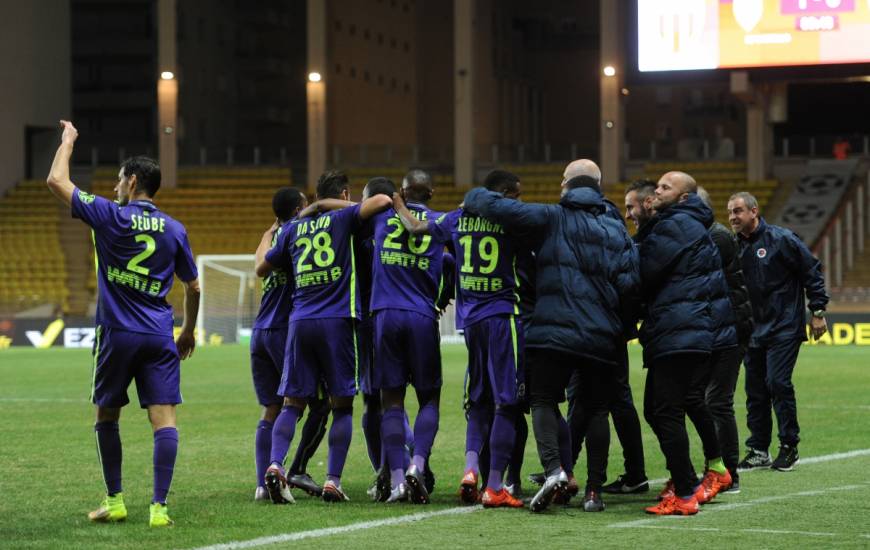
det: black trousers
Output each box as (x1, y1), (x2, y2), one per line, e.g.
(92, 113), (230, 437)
(643, 353), (716, 497)
(567, 347), (646, 481)
(744, 339), (802, 450)
(528, 348), (612, 490)
(706, 345), (744, 477)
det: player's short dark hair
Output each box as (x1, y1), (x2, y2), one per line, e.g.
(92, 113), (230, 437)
(316, 170), (349, 199)
(403, 169), (432, 188)
(626, 178), (656, 199)
(483, 170), (520, 194)
(364, 177), (396, 198)
(121, 156), (161, 197)
(402, 168), (434, 203)
(272, 187), (306, 222)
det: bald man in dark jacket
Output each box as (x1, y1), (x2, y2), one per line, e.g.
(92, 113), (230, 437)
(636, 172), (733, 516)
(464, 161), (639, 513)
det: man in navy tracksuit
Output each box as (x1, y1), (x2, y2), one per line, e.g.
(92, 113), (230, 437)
(727, 192), (828, 472)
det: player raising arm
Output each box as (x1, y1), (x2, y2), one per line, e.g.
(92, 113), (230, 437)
(47, 120), (199, 527)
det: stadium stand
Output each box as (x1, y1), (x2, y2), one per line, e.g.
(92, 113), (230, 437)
(0, 162), (784, 316)
(426, 162), (780, 230)
(0, 180), (70, 313)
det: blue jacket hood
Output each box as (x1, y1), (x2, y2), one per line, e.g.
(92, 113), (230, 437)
(660, 194), (714, 229)
(559, 185), (605, 213)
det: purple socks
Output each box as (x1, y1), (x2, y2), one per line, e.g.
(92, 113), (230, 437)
(382, 407), (407, 488)
(326, 407), (353, 481)
(270, 405), (302, 467)
(95, 421), (122, 495)
(411, 402), (438, 472)
(152, 427), (178, 504)
(486, 407), (516, 491)
(255, 419), (273, 487)
(465, 404), (491, 473)
(361, 405), (382, 471)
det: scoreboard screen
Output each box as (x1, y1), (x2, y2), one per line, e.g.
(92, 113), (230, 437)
(638, 0), (870, 71)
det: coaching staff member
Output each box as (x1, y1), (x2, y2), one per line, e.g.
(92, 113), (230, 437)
(728, 192), (828, 472)
(698, 187), (753, 491)
(464, 159), (640, 513)
(636, 172), (726, 515)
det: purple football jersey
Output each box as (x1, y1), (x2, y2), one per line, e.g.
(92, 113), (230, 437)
(71, 188), (197, 336)
(255, 221), (295, 329)
(369, 203), (445, 318)
(428, 208), (520, 328)
(266, 204), (363, 321)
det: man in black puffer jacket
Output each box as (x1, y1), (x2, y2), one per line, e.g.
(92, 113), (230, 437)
(698, 187), (753, 492)
(464, 159), (639, 513)
(635, 171), (732, 516)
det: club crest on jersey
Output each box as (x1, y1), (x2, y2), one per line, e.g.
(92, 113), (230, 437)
(756, 248), (767, 259)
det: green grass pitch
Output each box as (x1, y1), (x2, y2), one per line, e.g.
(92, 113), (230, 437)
(2, 344), (870, 549)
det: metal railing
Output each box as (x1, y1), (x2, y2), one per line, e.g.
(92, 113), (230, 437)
(815, 171), (869, 292)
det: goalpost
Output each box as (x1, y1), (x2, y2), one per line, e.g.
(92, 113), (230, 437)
(196, 253), (463, 346)
(196, 254), (260, 346)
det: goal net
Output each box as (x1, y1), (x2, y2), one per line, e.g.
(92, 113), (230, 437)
(196, 254), (463, 345)
(196, 254), (261, 345)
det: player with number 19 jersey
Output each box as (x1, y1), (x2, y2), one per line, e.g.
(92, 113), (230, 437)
(71, 188), (197, 407)
(427, 206), (524, 505)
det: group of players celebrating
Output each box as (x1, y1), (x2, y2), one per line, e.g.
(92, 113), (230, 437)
(46, 119), (828, 526)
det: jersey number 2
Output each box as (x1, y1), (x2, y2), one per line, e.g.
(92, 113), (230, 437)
(127, 234), (156, 275)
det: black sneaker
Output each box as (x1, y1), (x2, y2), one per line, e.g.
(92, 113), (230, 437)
(601, 474), (650, 494)
(288, 472), (322, 497)
(528, 472), (546, 486)
(771, 445), (799, 471)
(424, 463), (436, 495)
(374, 466), (391, 502)
(721, 479), (740, 494)
(582, 488), (606, 512)
(737, 448), (772, 470)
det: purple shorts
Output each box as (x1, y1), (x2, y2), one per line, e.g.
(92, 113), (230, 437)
(279, 318), (358, 399)
(464, 314), (524, 406)
(357, 316), (375, 395)
(250, 327), (288, 406)
(90, 326), (181, 409)
(372, 309), (442, 391)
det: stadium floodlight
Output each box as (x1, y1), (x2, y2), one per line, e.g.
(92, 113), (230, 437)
(160, 71), (175, 80)
(603, 65), (616, 77)
(308, 71), (322, 82)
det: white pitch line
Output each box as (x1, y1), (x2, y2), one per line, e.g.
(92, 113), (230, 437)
(609, 483), (869, 529)
(189, 505), (481, 550)
(630, 525), (839, 538)
(189, 447), (870, 550)
(800, 448), (870, 465)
